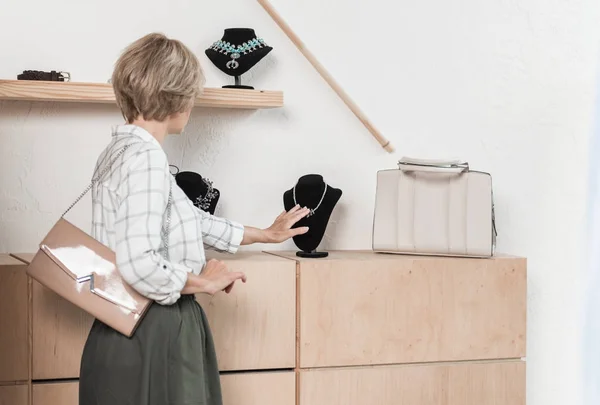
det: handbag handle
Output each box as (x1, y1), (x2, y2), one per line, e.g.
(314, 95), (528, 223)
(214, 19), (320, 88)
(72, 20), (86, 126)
(397, 157), (469, 173)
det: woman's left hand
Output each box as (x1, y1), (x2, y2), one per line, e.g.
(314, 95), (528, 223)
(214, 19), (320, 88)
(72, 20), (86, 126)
(241, 205), (311, 245)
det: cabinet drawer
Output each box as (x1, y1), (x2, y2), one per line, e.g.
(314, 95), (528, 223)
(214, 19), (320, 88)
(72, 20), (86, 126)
(0, 255), (29, 382)
(33, 382), (78, 405)
(275, 251), (526, 368)
(0, 384), (28, 405)
(31, 372), (295, 405)
(221, 371), (295, 405)
(197, 252), (296, 371)
(300, 361), (525, 405)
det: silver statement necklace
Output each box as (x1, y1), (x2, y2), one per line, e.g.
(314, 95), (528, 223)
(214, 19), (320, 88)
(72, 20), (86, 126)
(195, 177), (219, 211)
(293, 182), (328, 218)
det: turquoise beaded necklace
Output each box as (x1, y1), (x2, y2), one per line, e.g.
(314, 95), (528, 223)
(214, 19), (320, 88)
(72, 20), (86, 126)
(208, 38), (268, 70)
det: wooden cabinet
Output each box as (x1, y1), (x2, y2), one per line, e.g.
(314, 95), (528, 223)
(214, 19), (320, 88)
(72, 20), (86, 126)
(0, 385), (28, 405)
(10, 251), (296, 378)
(32, 382), (78, 405)
(4, 249), (526, 404)
(221, 372), (295, 405)
(299, 360), (525, 405)
(32, 281), (94, 380)
(11, 253), (94, 380)
(197, 252), (297, 371)
(0, 255), (29, 383)
(30, 372), (295, 405)
(269, 251), (526, 368)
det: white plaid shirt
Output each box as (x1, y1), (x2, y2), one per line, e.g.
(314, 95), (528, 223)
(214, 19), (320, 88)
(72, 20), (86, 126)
(91, 125), (244, 305)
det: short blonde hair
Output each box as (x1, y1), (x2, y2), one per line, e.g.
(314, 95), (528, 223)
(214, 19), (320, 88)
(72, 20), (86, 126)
(112, 33), (205, 123)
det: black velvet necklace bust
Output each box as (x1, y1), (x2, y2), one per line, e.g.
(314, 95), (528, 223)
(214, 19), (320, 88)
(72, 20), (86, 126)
(205, 28), (273, 89)
(174, 171), (220, 215)
(283, 174), (342, 258)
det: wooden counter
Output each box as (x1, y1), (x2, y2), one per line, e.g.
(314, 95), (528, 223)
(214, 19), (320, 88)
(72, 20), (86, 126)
(2, 250), (526, 405)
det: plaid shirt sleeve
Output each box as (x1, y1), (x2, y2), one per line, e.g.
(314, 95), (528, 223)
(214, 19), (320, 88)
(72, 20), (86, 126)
(198, 210), (245, 254)
(114, 144), (189, 305)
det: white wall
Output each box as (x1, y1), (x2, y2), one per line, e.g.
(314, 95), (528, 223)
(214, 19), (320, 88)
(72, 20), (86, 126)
(1, 0), (599, 404)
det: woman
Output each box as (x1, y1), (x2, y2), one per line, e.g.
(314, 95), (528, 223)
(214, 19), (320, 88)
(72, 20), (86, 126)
(79, 33), (310, 405)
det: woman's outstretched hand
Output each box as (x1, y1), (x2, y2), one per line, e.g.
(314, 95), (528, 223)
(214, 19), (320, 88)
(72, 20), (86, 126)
(241, 205), (311, 245)
(265, 205), (311, 243)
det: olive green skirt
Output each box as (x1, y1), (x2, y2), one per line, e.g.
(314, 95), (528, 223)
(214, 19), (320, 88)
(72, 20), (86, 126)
(79, 295), (222, 405)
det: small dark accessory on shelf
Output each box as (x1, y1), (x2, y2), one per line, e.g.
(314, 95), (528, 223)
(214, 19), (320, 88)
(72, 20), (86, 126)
(283, 174), (342, 258)
(205, 28), (273, 89)
(171, 166), (220, 215)
(17, 70), (71, 82)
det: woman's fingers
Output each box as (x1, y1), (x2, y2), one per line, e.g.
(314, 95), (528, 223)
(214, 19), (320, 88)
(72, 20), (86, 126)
(291, 226), (310, 236)
(276, 206), (310, 229)
(286, 208), (310, 226)
(287, 204), (302, 215)
(222, 272), (247, 294)
(229, 271), (247, 283)
(283, 206), (307, 219)
(270, 226), (310, 243)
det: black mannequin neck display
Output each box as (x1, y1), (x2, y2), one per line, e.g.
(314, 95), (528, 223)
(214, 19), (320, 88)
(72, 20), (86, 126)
(175, 171), (220, 215)
(205, 28), (273, 90)
(283, 174), (342, 258)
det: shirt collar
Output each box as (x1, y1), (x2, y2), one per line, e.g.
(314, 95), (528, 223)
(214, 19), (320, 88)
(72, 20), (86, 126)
(111, 124), (161, 148)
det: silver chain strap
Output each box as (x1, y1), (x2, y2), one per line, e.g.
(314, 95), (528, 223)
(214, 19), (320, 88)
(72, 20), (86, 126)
(62, 145), (132, 218)
(162, 187), (172, 261)
(62, 143), (172, 260)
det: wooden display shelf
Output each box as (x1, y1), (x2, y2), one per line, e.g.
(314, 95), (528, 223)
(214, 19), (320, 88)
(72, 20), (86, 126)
(0, 80), (283, 109)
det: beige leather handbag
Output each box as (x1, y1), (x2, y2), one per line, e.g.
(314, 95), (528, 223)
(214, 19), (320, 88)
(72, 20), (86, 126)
(26, 145), (170, 337)
(372, 157), (496, 258)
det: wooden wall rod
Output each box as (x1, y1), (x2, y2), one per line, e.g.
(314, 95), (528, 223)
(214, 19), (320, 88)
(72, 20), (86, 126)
(257, 0), (395, 153)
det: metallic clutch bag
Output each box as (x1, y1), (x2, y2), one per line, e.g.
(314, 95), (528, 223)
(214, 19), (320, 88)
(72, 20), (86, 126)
(27, 218), (152, 337)
(26, 145), (170, 337)
(372, 157), (497, 258)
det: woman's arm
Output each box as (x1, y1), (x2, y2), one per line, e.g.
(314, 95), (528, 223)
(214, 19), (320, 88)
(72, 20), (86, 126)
(199, 205), (310, 249)
(241, 205), (311, 245)
(240, 226), (270, 245)
(197, 211), (245, 253)
(181, 259), (246, 295)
